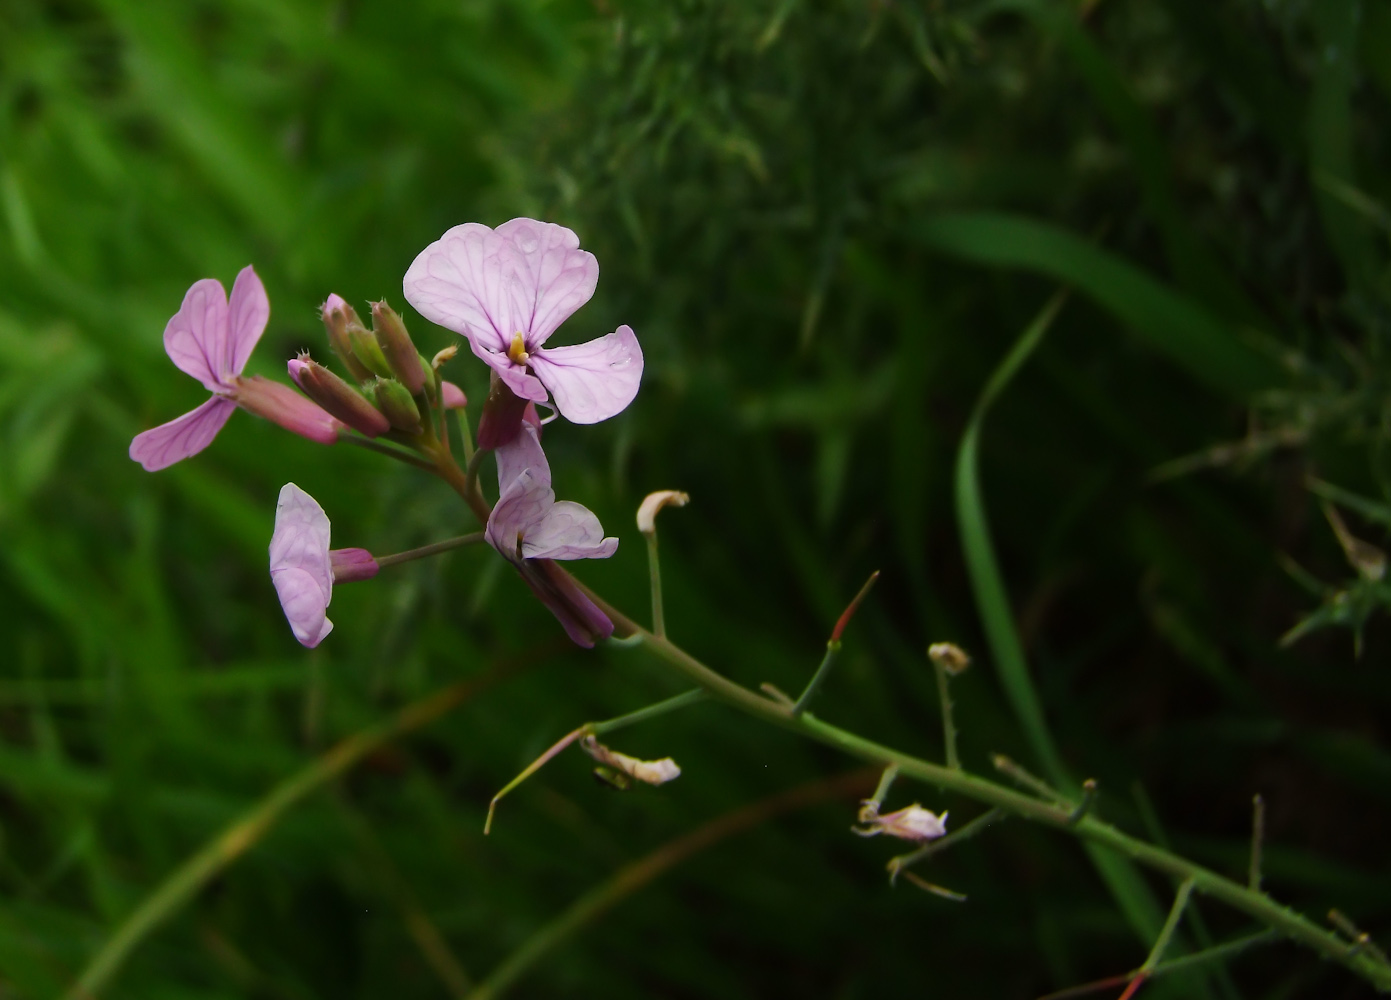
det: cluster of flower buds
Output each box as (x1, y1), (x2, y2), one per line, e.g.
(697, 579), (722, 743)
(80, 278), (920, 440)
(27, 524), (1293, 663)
(131, 218), (644, 649)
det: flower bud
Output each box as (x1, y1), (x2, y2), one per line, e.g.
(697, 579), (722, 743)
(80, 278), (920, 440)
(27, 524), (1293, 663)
(371, 377), (423, 434)
(440, 380), (468, 410)
(370, 300), (427, 395)
(321, 294), (374, 383)
(348, 319), (394, 380)
(289, 356), (391, 438)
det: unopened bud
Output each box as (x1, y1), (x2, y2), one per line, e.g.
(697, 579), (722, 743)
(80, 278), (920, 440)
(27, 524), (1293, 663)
(370, 300), (427, 394)
(440, 380), (468, 410)
(349, 320), (394, 380)
(321, 295), (374, 383)
(372, 377), (423, 434)
(928, 642), (971, 675)
(289, 356), (390, 438)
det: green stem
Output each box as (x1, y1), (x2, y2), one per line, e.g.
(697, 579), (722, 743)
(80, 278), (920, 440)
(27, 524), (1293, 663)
(375, 533), (486, 569)
(338, 432), (435, 471)
(590, 689), (705, 735)
(934, 658), (959, 769)
(1143, 878), (1196, 974)
(578, 617), (1391, 991)
(645, 532), (667, 637)
(790, 641), (840, 717)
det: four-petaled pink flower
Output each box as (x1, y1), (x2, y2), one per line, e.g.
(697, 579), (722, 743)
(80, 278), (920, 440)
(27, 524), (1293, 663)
(269, 483), (378, 648)
(403, 218), (642, 425)
(487, 415), (618, 646)
(130, 267), (341, 471)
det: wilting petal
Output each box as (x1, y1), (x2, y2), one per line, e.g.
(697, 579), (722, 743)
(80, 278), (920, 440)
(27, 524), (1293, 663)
(163, 277), (232, 391)
(530, 325), (642, 424)
(403, 222), (512, 351)
(271, 566), (333, 647)
(226, 265), (269, 377)
(129, 396), (236, 471)
(522, 501), (618, 560)
(580, 735), (681, 785)
(494, 218), (598, 347)
(854, 804), (948, 842)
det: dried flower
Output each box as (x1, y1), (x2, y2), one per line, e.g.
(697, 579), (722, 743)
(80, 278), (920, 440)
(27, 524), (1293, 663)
(580, 735), (681, 785)
(854, 803), (949, 842)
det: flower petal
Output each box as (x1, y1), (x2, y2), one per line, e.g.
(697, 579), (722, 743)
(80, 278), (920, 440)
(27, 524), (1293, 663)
(521, 501), (618, 561)
(494, 419), (550, 496)
(494, 218), (598, 347)
(269, 483), (334, 606)
(485, 469), (554, 559)
(403, 222), (511, 352)
(271, 566), (334, 647)
(129, 396), (236, 471)
(530, 325), (642, 424)
(163, 277), (231, 391)
(468, 339), (548, 403)
(226, 265), (269, 377)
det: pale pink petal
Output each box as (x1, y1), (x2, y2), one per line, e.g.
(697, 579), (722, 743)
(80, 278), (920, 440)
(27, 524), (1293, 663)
(271, 566), (333, 647)
(269, 483), (334, 607)
(226, 265), (269, 376)
(403, 223), (511, 351)
(529, 325), (642, 424)
(163, 278), (231, 391)
(129, 396), (236, 471)
(494, 420), (550, 496)
(494, 218), (598, 347)
(522, 501), (619, 560)
(485, 469), (554, 559)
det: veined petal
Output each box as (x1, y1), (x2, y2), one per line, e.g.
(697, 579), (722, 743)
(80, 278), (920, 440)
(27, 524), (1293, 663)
(485, 469), (554, 559)
(271, 566), (334, 647)
(530, 325), (642, 424)
(403, 222), (511, 352)
(269, 484), (334, 606)
(164, 277), (231, 391)
(129, 396), (235, 471)
(521, 501), (618, 561)
(494, 218), (598, 347)
(226, 265), (269, 376)
(494, 419), (550, 496)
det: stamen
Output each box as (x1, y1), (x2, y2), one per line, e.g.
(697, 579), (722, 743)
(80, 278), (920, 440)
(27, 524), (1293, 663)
(507, 332), (530, 365)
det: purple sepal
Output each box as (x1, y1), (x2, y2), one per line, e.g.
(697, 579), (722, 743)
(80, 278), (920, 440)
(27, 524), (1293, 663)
(330, 547), (380, 583)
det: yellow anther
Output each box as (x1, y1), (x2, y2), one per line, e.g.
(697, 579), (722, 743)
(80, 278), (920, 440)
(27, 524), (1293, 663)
(507, 332), (530, 365)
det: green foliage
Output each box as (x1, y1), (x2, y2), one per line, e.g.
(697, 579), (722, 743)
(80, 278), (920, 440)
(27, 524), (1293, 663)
(1, 0), (1389, 997)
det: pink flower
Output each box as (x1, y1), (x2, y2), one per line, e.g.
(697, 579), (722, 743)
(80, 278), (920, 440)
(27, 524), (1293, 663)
(130, 267), (341, 471)
(269, 483), (379, 648)
(487, 417), (618, 646)
(403, 218), (642, 425)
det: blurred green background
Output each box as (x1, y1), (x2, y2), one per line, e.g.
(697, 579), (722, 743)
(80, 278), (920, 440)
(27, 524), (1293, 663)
(2, 0), (1390, 997)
